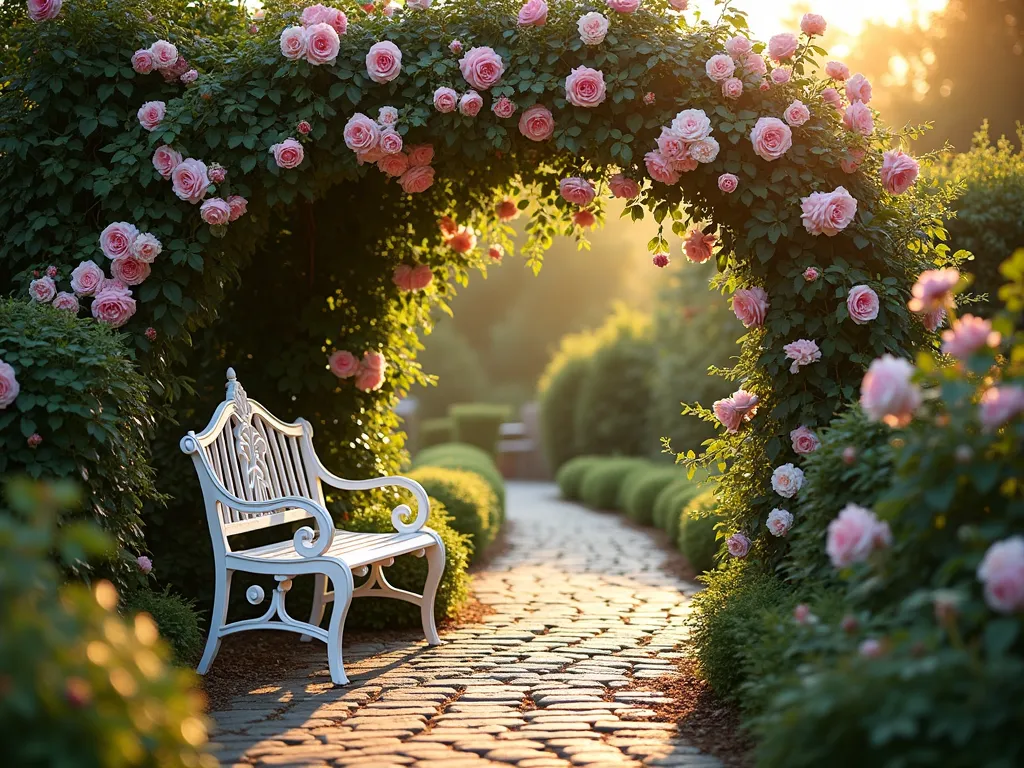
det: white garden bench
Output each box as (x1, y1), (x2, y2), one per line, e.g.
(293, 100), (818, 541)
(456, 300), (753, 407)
(180, 368), (444, 685)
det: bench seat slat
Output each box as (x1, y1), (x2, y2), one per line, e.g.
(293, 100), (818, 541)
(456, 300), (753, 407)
(230, 530), (436, 568)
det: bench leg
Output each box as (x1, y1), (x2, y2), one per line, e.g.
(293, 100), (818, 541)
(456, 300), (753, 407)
(326, 567), (354, 685)
(301, 573), (329, 642)
(421, 540), (445, 646)
(198, 568), (233, 675)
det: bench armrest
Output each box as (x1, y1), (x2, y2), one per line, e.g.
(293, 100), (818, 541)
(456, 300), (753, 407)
(317, 470), (431, 534)
(217, 491), (337, 558)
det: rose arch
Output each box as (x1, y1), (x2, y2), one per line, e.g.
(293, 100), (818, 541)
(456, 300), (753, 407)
(1, 0), (952, 596)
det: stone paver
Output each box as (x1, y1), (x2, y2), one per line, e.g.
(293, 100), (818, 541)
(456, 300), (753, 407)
(208, 482), (719, 768)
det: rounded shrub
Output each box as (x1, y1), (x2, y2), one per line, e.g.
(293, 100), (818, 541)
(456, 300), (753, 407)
(578, 458), (649, 511)
(449, 403), (512, 457)
(407, 466), (500, 560)
(413, 442), (505, 516)
(677, 489), (721, 574)
(653, 478), (702, 533)
(121, 586), (204, 666)
(539, 355), (592, 472)
(555, 455), (606, 501)
(342, 502), (470, 630)
(621, 465), (683, 525)
(0, 301), (159, 591)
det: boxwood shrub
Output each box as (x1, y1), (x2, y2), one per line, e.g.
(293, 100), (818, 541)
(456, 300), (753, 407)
(413, 442), (505, 516)
(121, 586), (204, 667)
(555, 455), (605, 501)
(652, 478), (702, 536)
(407, 465), (500, 560)
(621, 465), (683, 525)
(578, 457), (649, 511)
(677, 489), (721, 574)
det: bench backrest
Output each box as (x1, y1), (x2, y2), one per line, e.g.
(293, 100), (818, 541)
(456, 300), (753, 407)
(180, 369), (325, 547)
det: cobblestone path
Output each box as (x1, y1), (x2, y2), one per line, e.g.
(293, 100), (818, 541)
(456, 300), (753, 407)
(208, 481), (721, 768)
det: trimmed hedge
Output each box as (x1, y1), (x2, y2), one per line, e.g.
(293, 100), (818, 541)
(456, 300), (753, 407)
(621, 465), (683, 525)
(413, 442), (505, 516)
(677, 489), (721, 574)
(407, 466), (500, 560)
(539, 355), (592, 472)
(419, 417), (454, 451)
(578, 457), (649, 511)
(449, 403), (512, 457)
(555, 455), (605, 501)
(653, 478), (702, 532)
(121, 586), (204, 666)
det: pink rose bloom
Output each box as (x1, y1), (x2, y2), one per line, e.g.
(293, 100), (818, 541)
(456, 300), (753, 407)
(200, 197), (231, 226)
(609, 174), (641, 200)
(743, 53), (767, 76)
(359, 349), (388, 375)
(705, 54), (736, 82)
(492, 96), (517, 118)
(713, 389), (759, 433)
(378, 152), (410, 177)
(684, 226), (716, 263)
(721, 77), (743, 99)
(846, 73), (872, 104)
(768, 33), (798, 61)
(366, 41), (402, 84)
(800, 186), (857, 236)
(91, 287), (137, 328)
(803, 267), (819, 282)
(767, 509), (794, 538)
(559, 177), (596, 206)
(271, 138), (304, 169)
(977, 537), (1024, 613)
(111, 256), (151, 286)
(790, 426), (820, 455)
(784, 99), (810, 127)
(379, 128), (403, 154)
(908, 268), (960, 313)
(827, 503), (885, 567)
(446, 225), (476, 252)
(136, 555), (153, 574)
(132, 49), (155, 74)
(297, 120), (312, 135)
(652, 253), (670, 268)
(717, 173), (739, 193)
(565, 66), (607, 108)
(301, 4), (348, 34)
(656, 127), (689, 162)
(518, 0), (548, 26)
(180, 69), (198, 84)
(149, 40), (178, 70)
(29, 277), (56, 303)
(433, 87), (458, 113)
(410, 264), (433, 290)
(227, 195), (248, 222)
(825, 61), (849, 80)
(643, 91), (656, 105)
(978, 386), (1024, 431)
(393, 264), (416, 291)
(329, 350), (359, 378)
(750, 117), (793, 161)
(99, 222), (140, 260)
(0, 360), (19, 409)
(880, 150), (920, 195)
(731, 286), (769, 328)
(305, 22), (340, 65)
(152, 145), (182, 179)
(770, 67), (791, 84)
(399, 165), (435, 194)
(645, 151), (680, 185)
(407, 0), (430, 8)
(131, 233), (162, 263)
(860, 354), (921, 427)
(97, 278), (130, 295)
(280, 26), (308, 60)
(519, 105), (555, 141)
(771, 463), (804, 498)
(847, 284), (880, 325)
(668, 0), (688, 8)
(459, 46), (505, 90)
(137, 100), (165, 132)
(725, 35), (752, 57)
(162, 55), (189, 81)
(449, 39), (463, 54)
(821, 87), (843, 110)
(840, 148), (866, 174)
(496, 199), (519, 220)
(800, 13), (826, 36)
(459, 91), (483, 117)
(489, 245), (504, 261)
(27, 0), (62, 21)
(844, 101), (874, 136)
(52, 291), (79, 313)
(923, 307), (946, 332)
(573, 209), (596, 228)
(578, 12), (609, 45)
(407, 144), (434, 166)
(606, 0), (640, 13)
(355, 366), (386, 393)
(171, 158), (211, 204)
(784, 338), (821, 374)
(671, 108), (711, 141)
(726, 533), (751, 558)
(859, 639), (884, 658)
(941, 315), (1001, 360)
(70, 260), (104, 296)
(208, 165), (226, 184)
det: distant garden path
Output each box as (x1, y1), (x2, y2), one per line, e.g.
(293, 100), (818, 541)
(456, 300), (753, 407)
(207, 482), (723, 768)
